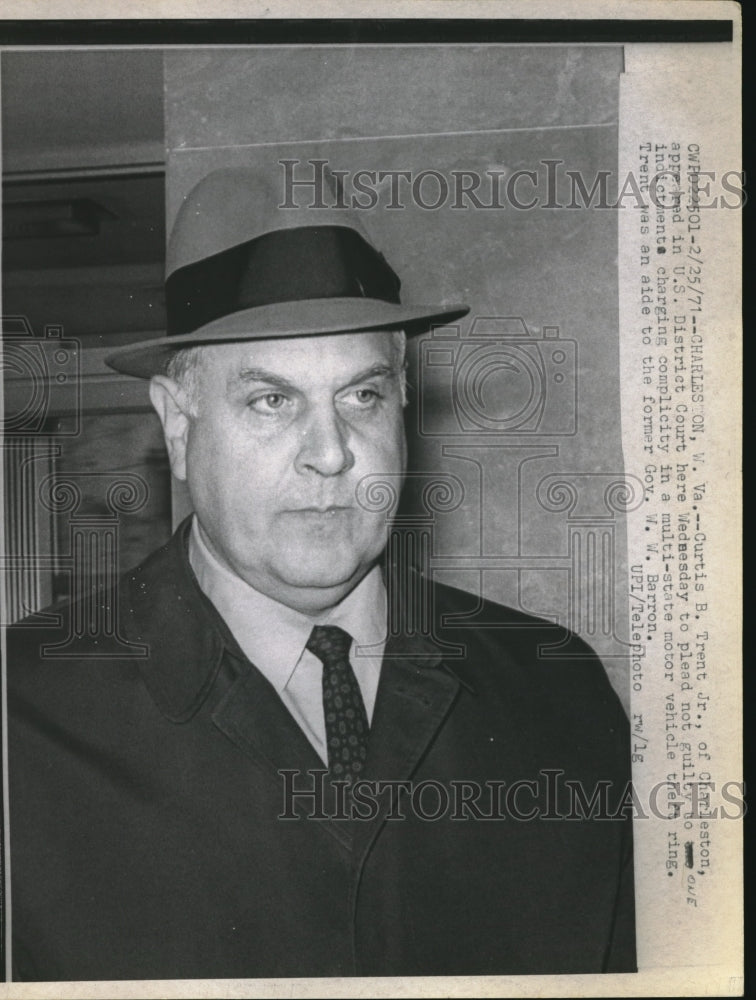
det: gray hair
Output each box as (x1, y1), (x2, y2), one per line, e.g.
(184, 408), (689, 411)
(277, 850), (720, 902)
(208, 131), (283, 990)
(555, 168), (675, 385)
(165, 330), (408, 415)
(164, 344), (207, 414)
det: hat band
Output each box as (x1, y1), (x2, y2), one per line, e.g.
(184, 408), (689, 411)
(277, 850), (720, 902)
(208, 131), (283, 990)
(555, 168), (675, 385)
(166, 225), (402, 337)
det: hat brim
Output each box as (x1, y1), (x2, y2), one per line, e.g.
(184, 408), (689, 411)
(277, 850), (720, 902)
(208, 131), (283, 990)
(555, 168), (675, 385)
(105, 297), (470, 379)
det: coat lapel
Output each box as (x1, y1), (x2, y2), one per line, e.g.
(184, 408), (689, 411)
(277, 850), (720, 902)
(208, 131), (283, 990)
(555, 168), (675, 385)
(211, 660), (326, 780)
(122, 520), (226, 723)
(123, 521), (465, 852)
(350, 632), (463, 858)
(366, 635), (460, 781)
(210, 661), (356, 849)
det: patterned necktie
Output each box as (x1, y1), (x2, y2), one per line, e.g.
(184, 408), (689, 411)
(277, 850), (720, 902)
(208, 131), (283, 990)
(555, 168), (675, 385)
(306, 625), (369, 782)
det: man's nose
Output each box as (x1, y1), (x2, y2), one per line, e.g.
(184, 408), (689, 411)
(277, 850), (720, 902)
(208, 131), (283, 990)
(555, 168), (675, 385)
(294, 406), (355, 477)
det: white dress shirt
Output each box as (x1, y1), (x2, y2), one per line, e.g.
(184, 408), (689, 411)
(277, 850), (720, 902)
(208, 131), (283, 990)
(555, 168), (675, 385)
(188, 517), (386, 765)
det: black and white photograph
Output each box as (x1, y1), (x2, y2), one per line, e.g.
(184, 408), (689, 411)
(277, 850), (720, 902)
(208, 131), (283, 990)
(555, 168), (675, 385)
(0, 6), (742, 996)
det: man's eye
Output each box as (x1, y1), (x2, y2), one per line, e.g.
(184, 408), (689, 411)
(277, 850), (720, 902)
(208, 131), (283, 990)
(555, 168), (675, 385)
(249, 392), (289, 413)
(344, 387), (381, 407)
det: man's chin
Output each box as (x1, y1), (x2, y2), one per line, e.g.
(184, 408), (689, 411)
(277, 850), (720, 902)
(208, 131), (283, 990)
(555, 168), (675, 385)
(276, 562), (365, 593)
(265, 553), (377, 607)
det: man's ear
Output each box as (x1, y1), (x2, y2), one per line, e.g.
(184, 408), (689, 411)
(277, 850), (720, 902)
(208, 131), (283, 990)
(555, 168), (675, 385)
(149, 376), (192, 482)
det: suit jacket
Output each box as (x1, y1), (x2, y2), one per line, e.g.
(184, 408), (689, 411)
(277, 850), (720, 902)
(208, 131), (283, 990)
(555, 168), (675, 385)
(7, 519), (636, 981)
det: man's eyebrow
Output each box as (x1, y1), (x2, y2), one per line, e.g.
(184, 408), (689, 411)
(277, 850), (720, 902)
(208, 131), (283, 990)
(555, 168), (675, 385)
(231, 362), (401, 391)
(232, 368), (297, 391)
(341, 363), (401, 386)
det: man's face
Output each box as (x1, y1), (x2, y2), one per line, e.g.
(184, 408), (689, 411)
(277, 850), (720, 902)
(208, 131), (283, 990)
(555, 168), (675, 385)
(151, 331), (407, 614)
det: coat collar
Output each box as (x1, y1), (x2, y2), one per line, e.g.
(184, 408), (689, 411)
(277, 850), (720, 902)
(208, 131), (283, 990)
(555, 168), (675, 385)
(121, 518), (473, 725)
(121, 517), (236, 723)
(121, 521), (475, 851)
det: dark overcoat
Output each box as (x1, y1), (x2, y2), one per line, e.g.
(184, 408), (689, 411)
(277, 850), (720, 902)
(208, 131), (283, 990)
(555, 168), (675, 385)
(8, 520), (635, 981)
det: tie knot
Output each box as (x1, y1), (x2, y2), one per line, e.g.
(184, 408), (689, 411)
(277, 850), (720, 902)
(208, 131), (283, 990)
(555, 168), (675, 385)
(306, 624), (353, 665)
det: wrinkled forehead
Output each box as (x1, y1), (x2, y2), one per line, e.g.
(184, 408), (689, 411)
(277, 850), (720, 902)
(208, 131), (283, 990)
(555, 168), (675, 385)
(196, 329), (403, 388)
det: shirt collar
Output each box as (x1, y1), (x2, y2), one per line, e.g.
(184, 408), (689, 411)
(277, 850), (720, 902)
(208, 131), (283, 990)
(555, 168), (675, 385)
(188, 516), (387, 694)
(120, 516), (462, 726)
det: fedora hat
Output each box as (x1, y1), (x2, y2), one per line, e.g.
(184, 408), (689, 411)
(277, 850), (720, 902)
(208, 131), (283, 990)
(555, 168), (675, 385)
(105, 166), (470, 379)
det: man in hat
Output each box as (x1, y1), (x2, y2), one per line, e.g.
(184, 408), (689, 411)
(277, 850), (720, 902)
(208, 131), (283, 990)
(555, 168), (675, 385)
(7, 168), (635, 982)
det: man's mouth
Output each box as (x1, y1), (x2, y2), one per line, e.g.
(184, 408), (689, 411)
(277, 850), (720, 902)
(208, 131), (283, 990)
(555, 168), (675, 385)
(285, 505), (353, 516)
